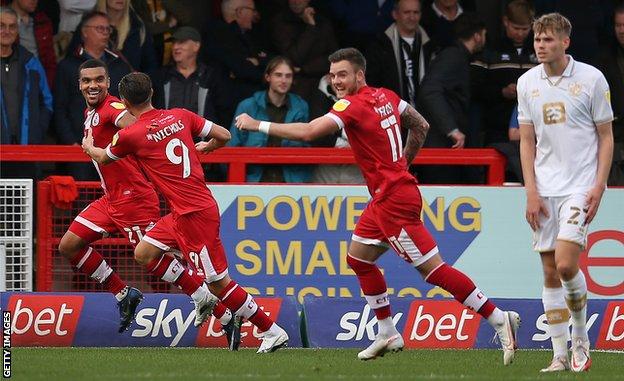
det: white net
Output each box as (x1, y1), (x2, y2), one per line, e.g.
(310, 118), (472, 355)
(0, 179), (33, 291)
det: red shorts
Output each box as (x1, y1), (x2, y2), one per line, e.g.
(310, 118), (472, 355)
(144, 206), (228, 282)
(69, 190), (161, 247)
(353, 184), (438, 267)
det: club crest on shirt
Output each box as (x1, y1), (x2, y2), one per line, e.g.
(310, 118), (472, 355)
(110, 102), (125, 110)
(531, 89), (540, 98)
(568, 82), (582, 97)
(91, 112), (100, 126)
(542, 102), (566, 125)
(111, 132), (119, 146)
(332, 99), (351, 112)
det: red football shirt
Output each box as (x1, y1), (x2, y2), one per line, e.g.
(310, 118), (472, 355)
(84, 94), (153, 201)
(106, 108), (216, 215)
(325, 86), (415, 197)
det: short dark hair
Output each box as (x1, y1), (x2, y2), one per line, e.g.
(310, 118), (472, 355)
(118, 72), (152, 106)
(78, 10), (109, 32)
(454, 13), (486, 41)
(328, 47), (366, 73)
(505, 0), (534, 25)
(78, 59), (109, 77)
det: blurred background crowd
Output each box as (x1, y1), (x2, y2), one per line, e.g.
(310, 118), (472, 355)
(1, 0), (622, 185)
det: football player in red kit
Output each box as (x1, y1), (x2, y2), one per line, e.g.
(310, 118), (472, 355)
(82, 72), (288, 353)
(60, 60), (240, 348)
(235, 48), (521, 362)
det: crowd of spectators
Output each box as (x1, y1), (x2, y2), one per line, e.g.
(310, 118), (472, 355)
(1, 0), (623, 185)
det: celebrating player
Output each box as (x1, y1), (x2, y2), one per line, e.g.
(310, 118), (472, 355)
(81, 72), (289, 353)
(60, 60), (241, 348)
(517, 13), (614, 372)
(235, 48), (520, 363)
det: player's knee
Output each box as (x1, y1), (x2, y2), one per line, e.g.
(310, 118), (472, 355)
(134, 241), (160, 265)
(58, 233), (83, 258)
(555, 261), (578, 281)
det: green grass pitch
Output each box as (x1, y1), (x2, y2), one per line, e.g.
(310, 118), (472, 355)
(11, 348), (624, 380)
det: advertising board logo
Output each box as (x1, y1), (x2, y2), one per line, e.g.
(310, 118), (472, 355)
(335, 304), (403, 341)
(402, 301), (481, 349)
(580, 230), (624, 296)
(132, 298), (196, 346)
(6, 295), (84, 346)
(596, 302), (624, 350)
(195, 298), (282, 347)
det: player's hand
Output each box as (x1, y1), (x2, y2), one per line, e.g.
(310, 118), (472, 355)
(301, 7), (316, 25)
(525, 192), (549, 231)
(81, 128), (94, 154)
(235, 113), (260, 131)
(449, 130), (465, 148)
(584, 185), (605, 225)
(246, 57), (259, 66)
(195, 141), (213, 154)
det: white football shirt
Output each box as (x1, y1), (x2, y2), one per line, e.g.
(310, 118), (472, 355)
(517, 55), (613, 196)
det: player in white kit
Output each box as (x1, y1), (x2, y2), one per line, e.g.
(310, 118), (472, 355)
(517, 13), (614, 373)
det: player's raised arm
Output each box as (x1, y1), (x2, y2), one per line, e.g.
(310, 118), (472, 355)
(235, 112), (339, 142)
(401, 104), (430, 165)
(82, 128), (114, 164)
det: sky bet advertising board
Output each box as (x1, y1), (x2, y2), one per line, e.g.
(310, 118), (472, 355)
(210, 185), (623, 302)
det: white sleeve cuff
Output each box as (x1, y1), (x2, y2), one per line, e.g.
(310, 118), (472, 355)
(199, 120), (214, 138)
(398, 99), (409, 114)
(114, 110), (128, 127)
(105, 145), (121, 161)
(324, 113), (345, 130)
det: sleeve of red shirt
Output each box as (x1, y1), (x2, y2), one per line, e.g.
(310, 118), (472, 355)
(105, 100), (129, 127)
(183, 108), (213, 138)
(106, 127), (133, 161)
(325, 99), (352, 130)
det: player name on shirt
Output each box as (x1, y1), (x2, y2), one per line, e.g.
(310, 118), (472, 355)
(146, 119), (186, 142)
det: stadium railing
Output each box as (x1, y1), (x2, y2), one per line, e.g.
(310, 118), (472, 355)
(1, 144), (506, 291)
(0, 145), (507, 185)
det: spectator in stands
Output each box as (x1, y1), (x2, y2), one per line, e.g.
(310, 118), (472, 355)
(205, 0), (271, 105)
(8, 0), (56, 87)
(421, 0), (464, 51)
(471, 0), (537, 145)
(0, 6), (51, 178)
(131, 0), (177, 66)
(308, 74), (364, 184)
(323, 0), (394, 52)
(55, 0), (97, 60)
(96, 0), (157, 73)
(229, 56), (312, 183)
(490, 105), (523, 184)
(153, 26), (232, 127)
(366, 0), (433, 110)
(596, 3), (624, 185)
(417, 13), (486, 184)
(271, 0), (338, 102)
(54, 11), (132, 180)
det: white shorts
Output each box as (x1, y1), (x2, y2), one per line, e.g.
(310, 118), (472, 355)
(533, 193), (589, 252)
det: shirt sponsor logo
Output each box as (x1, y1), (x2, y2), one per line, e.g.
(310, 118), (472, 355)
(6, 295), (84, 346)
(542, 102), (566, 124)
(332, 99), (351, 112)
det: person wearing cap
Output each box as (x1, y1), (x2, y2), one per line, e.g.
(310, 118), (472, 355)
(153, 26), (233, 127)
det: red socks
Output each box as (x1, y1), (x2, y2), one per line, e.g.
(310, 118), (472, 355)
(146, 254), (203, 296)
(425, 263), (496, 318)
(218, 280), (273, 332)
(70, 246), (126, 294)
(347, 254), (392, 320)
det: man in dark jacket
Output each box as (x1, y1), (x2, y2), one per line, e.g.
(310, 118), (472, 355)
(8, 0), (56, 87)
(54, 11), (132, 180)
(203, 0), (271, 105)
(0, 6), (52, 178)
(596, 4), (624, 185)
(271, 0), (338, 102)
(366, 0), (433, 109)
(471, 0), (537, 145)
(417, 13), (486, 184)
(153, 27), (232, 127)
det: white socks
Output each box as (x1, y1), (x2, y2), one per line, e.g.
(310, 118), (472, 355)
(542, 287), (570, 359)
(562, 270), (589, 341)
(190, 283), (209, 303)
(220, 309), (233, 325)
